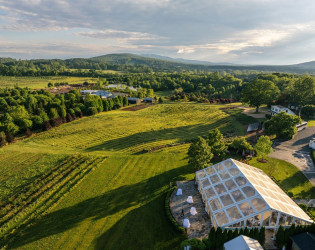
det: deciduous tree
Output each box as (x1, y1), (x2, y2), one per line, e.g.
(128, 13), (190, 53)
(241, 79), (280, 112)
(255, 136), (273, 161)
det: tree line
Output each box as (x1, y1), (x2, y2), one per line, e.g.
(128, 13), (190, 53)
(0, 87), (129, 145)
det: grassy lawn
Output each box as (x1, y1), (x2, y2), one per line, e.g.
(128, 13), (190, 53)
(1, 103), (245, 249)
(307, 120), (315, 127)
(0, 102), (313, 249)
(249, 157), (315, 199)
(0, 76), (98, 89)
(11, 103), (249, 155)
(8, 153), (190, 249)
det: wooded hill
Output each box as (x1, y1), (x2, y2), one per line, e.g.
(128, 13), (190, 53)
(2, 53), (315, 74)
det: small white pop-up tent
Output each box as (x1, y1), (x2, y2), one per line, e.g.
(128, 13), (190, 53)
(176, 188), (183, 195)
(190, 207), (197, 215)
(224, 235), (263, 250)
(186, 196), (193, 203)
(183, 218), (190, 228)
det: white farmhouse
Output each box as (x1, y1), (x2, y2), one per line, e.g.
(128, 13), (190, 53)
(271, 105), (296, 116)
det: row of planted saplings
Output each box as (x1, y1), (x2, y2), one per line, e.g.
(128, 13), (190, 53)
(0, 155), (105, 246)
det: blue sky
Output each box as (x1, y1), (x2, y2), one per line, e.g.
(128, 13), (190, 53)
(1, 0), (315, 64)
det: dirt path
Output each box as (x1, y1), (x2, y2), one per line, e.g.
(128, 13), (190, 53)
(238, 106), (270, 119)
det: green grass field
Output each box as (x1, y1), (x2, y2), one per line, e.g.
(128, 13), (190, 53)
(0, 76), (98, 89)
(0, 102), (313, 249)
(249, 157), (315, 199)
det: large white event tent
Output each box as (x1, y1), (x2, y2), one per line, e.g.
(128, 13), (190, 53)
(195, 159), (313, 230)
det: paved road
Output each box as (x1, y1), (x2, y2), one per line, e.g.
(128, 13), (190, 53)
(270, 127), (315, 186)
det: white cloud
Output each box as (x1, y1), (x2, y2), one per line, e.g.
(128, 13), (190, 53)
(1, 0), (315, 63)
(77, 29), (161, 42)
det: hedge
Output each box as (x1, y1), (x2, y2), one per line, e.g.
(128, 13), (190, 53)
(164, 186), (186, 234)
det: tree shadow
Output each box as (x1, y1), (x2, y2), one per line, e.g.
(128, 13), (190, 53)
(84, 118), (232, 152)
(280, 171), (315, 199)
(94, 195), (186, 250)
(8, 164), (191, 248)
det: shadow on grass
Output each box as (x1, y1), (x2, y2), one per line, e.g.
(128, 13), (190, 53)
(8, 164), (191, 249)
(280, 171), (315, 199)
(94, 195), (186, 250)
(84, 118), (231, 152)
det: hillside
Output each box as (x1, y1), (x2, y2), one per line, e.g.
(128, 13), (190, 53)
(0, 103), (250, 249)
(2, 53), (315, 74)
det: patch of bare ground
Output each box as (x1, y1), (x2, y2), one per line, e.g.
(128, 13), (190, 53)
(122, 104), (154, 111)
(170, 181), (211, 239)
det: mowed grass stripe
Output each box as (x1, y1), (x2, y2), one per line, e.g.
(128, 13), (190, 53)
(19, 104), (234, 154)
(75, 156), (157, 250)
(50, 156), (142, 250)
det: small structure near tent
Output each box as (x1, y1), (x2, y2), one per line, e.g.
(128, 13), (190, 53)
(186, 196), (193, 204)
(224, 235), (263, 250)
(190, 207), (197, 215)
(183, 218), (191, 228)
(176, 188), (183, 196)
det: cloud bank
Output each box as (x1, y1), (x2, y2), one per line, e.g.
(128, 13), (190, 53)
(1, 0), (315, 64)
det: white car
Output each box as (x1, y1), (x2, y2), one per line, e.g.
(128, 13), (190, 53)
(309, 138), (315, 150)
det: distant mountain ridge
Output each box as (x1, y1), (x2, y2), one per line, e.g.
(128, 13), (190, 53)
(2, 53), (315, 74)
(89, 53), (315, 73)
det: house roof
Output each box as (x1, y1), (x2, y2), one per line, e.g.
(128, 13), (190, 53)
(195, 159), (312, 227)
(224, 235), (263, 250)
(271, 105), (287, 109)
(290, 232), (315, 250)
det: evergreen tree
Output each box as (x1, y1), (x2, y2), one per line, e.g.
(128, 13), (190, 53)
(207, 129), (227, 157)
(208, 226), (216, 249)
(214, 227), (223, 249)
(122, 96), (128, 106)
(259, 227), (265, 247)
(227, 229), (233, 241)
(276, 226), (285, 248)
(188, 136), (213, 170)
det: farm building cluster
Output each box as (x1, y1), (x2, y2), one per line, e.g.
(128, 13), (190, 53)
(79, 90), (155, 104)
(247, 105), (308, 134)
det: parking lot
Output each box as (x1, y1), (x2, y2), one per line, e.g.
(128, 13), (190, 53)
(270, 127), (315, 185)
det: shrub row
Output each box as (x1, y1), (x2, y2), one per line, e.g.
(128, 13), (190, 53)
(164, 186), (186, 234)
(276, 224), (315, 248)
(181, 226), (265, 250)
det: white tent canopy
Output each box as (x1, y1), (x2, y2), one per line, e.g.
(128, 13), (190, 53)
(187, 196), (193, 204)
(224, 235), (263, 250)
(183, 218), (190, 228)
(195, 158), (313, 229)
(176, 188), (183, 196)
(190, 207), (197, 215)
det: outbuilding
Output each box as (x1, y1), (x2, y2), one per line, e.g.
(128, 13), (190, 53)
(143, 97), (155, 103)
(224, 235), (263, 250)
(127, 97), (141, 104)
(290, 232), (315, 250)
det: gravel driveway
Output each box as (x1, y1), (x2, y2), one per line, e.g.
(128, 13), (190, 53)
(270, 127), (315, 186)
